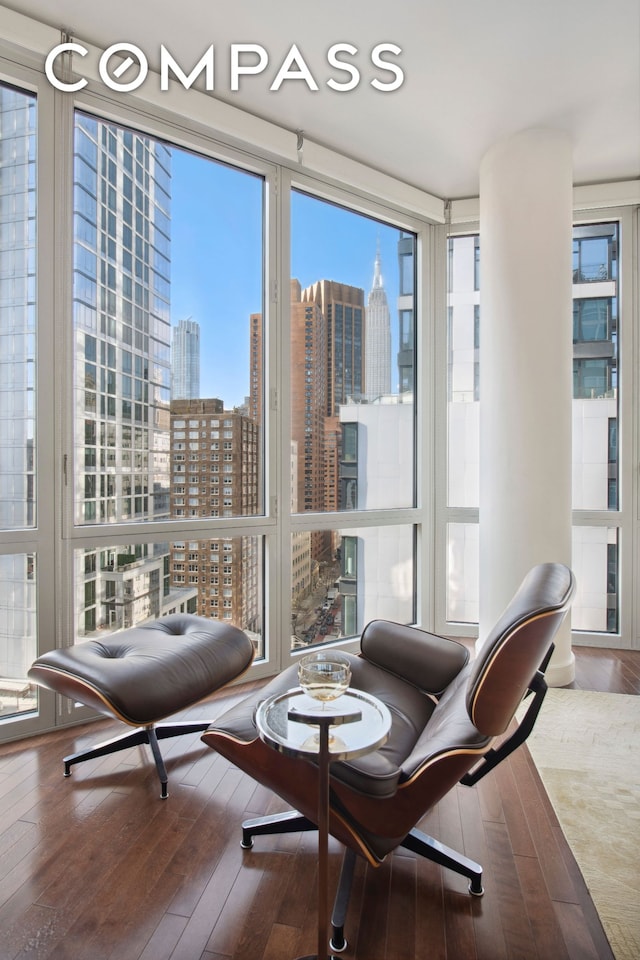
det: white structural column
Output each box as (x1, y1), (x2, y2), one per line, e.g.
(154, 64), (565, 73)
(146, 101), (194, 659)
(478, 128), (575, 685)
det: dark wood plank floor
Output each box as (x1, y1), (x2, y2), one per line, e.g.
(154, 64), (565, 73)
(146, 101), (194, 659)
(0, 645), (637, 960)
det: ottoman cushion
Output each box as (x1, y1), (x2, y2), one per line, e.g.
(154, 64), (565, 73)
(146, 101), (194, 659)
(29, 614), (255, 725)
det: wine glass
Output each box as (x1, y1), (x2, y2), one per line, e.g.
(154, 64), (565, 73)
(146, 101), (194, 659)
(298, 651), (351, 710)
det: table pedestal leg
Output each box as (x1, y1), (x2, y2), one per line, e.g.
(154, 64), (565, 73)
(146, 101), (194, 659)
(294, 717), (335, 960)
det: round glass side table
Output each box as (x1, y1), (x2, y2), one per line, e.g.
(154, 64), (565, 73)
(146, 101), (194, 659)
(255, 687), (391, 960)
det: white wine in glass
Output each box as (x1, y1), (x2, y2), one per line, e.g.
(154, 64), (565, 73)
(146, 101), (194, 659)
(298, 652), (351, 708)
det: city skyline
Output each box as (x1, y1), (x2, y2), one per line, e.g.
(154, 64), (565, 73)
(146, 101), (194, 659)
(65, 112), (413, 645)
(169, 145), (403, 406)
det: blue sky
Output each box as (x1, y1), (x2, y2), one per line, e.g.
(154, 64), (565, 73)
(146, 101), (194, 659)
(170, 146), (402, 406)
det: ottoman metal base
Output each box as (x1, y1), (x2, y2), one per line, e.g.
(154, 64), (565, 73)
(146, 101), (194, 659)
(63, 719), (213, 798)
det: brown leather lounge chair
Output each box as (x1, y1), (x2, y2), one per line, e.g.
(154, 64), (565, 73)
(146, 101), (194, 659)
(29, 614), (254, 798)
(202, 562), (575, 951)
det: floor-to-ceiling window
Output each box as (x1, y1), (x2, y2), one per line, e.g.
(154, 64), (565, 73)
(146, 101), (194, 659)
(67, 112), (267, 694)
(0, 38), (637, 743)
(570, 221), (621, 636)
(287, 189), (420, 651)
(443, 215), (632, 645)
(0, 83), (39, 722)
(0, 58), (429, 739)
(444, 233), (480, 625)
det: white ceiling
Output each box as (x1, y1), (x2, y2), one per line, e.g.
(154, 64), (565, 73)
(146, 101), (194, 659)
(5, 0), (640, 199)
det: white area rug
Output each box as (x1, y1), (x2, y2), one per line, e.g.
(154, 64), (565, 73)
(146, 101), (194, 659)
(525, 689), (640, 960)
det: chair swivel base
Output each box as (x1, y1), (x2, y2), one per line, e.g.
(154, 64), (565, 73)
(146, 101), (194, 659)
(328, 832), (483, 953)
(240, 809), (484, 953)
(63, 719), (211, 799)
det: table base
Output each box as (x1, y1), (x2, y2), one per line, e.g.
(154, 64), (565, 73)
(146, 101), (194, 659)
(294, 955), (341, 960)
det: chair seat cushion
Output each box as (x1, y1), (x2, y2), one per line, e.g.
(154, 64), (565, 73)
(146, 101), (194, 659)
(209, 651), (436, 799)
(28, 614), (254, 726)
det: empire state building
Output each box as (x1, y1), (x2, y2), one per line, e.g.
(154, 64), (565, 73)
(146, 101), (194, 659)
(364, 245), (392, 400)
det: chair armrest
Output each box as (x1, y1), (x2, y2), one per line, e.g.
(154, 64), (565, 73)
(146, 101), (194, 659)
(360, 620), (469, 696)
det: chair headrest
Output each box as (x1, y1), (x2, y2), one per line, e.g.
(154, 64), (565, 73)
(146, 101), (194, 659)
(466, 563), (575, 736)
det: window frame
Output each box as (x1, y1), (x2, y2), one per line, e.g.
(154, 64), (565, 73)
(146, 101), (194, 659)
(51, 94), (278, 697)
(570, 206), (635, 648)
(0, 57), (57, 740)
(0, 56), (436, 743)
(279, 167), (434, 663)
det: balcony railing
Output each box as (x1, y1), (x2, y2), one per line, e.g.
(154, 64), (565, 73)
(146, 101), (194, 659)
(573, 265), (611, 283)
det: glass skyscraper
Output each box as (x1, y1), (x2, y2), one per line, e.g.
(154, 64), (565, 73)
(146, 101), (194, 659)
(171, 317), (200, 400)
(73, 113), (174, 634)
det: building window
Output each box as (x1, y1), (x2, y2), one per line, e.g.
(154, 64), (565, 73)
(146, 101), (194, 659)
(573, 225), (617, 282)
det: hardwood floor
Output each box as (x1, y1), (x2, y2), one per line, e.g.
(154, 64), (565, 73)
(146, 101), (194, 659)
(0, 646), (637, 960)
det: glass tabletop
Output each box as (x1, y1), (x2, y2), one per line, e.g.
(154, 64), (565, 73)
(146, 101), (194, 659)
(255, 687), (391, 761)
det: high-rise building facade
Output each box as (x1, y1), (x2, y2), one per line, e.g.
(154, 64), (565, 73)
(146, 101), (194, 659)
(397, 232), (416, 395)
(571, 221), (619, 632)
(168, 398), (261, 632)
(289, 280), (328, 517)
(249, 311), (262, 427)
(290, 439), (312, 608)
(364, 246), (391, 399)
(323, 416), (341, 514)
(73, 113), (175, 634)
(338, 398), (416, 631)
(171, 317), (200, 400)
(253, 278), (365, 524)
(301, 279), (365, 416)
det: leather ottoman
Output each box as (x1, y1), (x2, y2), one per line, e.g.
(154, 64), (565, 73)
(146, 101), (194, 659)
(29, 614), (254, 797)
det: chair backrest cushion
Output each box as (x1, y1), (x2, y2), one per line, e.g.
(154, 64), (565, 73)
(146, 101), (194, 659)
(465, 563), (575, 736)
(360, 619), (469, 696)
